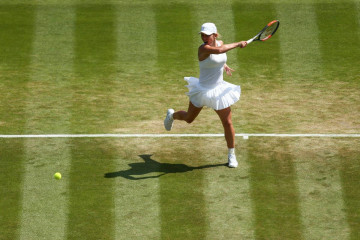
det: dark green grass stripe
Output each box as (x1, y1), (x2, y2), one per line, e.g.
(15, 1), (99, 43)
(154, 5), (205, 239)
(0, 5), (34, 240)
(154, 5), (216, 239)
(232, 3), (282, 82)
(71, 4), (118, 133)
(339, 145), (360, 240)
(0, 4), (35, 134)
(66, 5), (117, 240)
(232, 3), (284, 133)
(315, 2), (360, 82)
(0, 140), (26, 240)
(66, 140), (116, 240)
(157, 139), (207, 240)
(154, 3), (197, 79)
(0, 5), (34, 67)
(74, 4), (117, 79)
(247, 138), (303, 240)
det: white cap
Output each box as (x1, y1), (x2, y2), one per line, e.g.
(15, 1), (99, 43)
(199, 23), (217, 35)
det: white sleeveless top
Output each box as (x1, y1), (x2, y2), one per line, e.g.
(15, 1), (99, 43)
(184, 40), (240, 110)
(198, 41), (227, 87)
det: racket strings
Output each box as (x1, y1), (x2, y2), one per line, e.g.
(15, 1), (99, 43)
(260, 21), (279, 40)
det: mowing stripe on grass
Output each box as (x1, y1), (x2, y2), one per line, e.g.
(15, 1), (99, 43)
(113, 5), (161, 239)
(154, 3), (197, 78)
(66, 4), (117, 239)
(277, 3), (322, 81)
(358, 1), (360, 30)
(292, 139), (350, 239)
(0, 5), (35, 240)
(275, 3), (349, 239)
(192, 3), (255, 239)
(111, 152), (161, 240)
(0, 140), (28, 240)
(339, 145), (360, 239)
(247, 138), (303, 239)
(19, 5), (74, 240)
(316, 2), (360, 81)
(232, 2), (281, 82)
(115, 3), (157, 75)
(67, 139), (117, 240)
(157, 139), (208, 240)
(232, 2), (285, 135)
(154, 4), (208, 239)
(204, 139), (255, 239)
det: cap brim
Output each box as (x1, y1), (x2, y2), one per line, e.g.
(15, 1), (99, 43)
(199, 31), (214, 35)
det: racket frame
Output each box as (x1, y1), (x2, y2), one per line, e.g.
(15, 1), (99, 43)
(246, 20), (280, 44)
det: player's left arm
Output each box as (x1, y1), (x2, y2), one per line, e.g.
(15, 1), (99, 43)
(224, 64), (235, 76)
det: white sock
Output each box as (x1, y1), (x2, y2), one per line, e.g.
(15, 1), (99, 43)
(228, 148), (235, 155)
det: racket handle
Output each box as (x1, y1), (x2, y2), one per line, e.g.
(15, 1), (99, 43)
(246, 38), (254, 44)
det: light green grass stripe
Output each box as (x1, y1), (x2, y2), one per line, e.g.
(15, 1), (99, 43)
(114, 4), (157, 74)
(19, 5), (74, 240)
(192, 4), (255, 239)
(292, 140), (351, 240)
(277, 3), (350, 239)
(204, 140), (254, 240)
(277, 3), (322, 80)
(113, 5), (160, 240)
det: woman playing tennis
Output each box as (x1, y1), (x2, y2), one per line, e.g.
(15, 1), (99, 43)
(164, 23), (247, 168)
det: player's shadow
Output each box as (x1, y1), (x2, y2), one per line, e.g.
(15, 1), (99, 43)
(104, 154), (226, 180)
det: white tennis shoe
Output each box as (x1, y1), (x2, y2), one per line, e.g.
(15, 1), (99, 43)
(164, 109), (174, 131)
(228, 154), (238, 168)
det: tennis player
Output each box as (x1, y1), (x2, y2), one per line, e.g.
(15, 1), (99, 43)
(164, 23), (247, 168)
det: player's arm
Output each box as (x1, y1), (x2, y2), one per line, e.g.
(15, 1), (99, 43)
(224, 64), (235, 76)
(200, 41), (247, 55)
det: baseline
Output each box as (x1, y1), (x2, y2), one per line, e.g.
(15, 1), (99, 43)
(1, 133), (360, 138)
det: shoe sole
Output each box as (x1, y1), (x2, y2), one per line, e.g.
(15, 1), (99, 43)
(164, 109), (174, 131)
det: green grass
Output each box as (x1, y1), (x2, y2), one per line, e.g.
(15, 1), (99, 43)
(0, 0), (360, 239)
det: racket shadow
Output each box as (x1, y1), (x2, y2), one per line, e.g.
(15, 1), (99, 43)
(104, 154), (226, 180)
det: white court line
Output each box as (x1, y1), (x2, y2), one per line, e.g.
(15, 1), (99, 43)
(1, 133), (359, 138)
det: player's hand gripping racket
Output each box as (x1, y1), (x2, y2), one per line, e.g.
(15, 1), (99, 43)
(246, 20), (280, 44)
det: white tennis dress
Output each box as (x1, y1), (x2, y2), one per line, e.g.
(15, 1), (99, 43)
(184, 41), (241, 110)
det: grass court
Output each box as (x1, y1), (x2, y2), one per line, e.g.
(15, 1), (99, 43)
(0, 0), (360, 239)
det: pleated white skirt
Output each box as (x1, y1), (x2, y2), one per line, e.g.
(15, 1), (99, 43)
(184, 77), (241, 110)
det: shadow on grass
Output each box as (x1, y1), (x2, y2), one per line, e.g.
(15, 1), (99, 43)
(104, 154), (226, 180)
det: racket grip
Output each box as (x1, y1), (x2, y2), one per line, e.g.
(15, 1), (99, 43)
(246, 39), (254, 44)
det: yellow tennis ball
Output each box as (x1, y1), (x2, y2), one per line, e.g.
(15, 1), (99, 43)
(54, 172), (62, 180)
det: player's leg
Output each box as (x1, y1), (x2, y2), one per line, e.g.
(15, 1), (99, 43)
(215, 107), (238, 168)
(173, 101), (202, 123)
(164, 101), (202, 131)
(215, 107), (234, 148)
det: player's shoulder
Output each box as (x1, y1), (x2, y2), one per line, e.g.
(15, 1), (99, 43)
(198, 43), (209, 51)
(199, 43), (205, 48)
(217, 40), (224, 46)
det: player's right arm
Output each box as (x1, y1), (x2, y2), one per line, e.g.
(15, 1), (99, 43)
(198, 41), (247, 61)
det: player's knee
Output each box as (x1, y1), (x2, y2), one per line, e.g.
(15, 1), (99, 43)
(185, 115), (197, 124)
(222, 118), (232, 128)
(186, 118), (195, 124)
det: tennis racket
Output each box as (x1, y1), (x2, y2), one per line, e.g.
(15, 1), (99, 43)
(246, 20), (280, 44)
